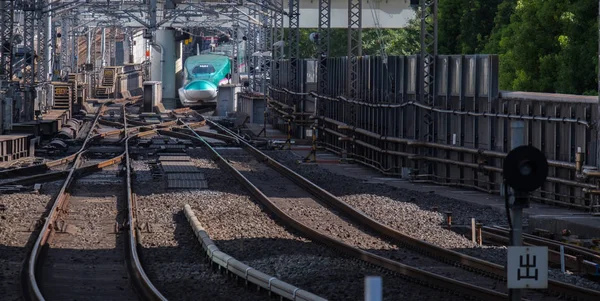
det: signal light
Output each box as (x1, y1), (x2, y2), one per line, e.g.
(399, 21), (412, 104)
(145, 50), (150, 58)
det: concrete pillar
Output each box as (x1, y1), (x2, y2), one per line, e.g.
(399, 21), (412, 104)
(101, 28), (106, 67)
(87, 30), (92, 64)
(150, 29), (176, 99)
(122, 31), (131, 64)
(45, 11), (52, 81)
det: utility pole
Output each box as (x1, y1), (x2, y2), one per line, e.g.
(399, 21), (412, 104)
(22, 0), (37, 121)
(414, 0), (438, 175)
(288, 0), (300, 96)
(595, 0), (600, 214)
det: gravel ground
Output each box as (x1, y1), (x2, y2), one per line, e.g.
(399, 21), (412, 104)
(267, 150), (600, 291)
(134, 147), (468, 301)
(38, 167), (138, 300)
(0, 181), (61, 301)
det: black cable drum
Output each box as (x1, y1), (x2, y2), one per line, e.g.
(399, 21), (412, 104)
(503, 145), (549, 192)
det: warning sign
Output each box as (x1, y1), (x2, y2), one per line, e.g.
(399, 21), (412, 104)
(507, 246), (548, 289)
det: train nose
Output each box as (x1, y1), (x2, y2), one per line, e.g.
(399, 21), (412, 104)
(183, 80), (218, 100)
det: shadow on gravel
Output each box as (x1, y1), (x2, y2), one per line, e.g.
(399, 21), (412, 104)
(136, 211), (267, 301)
(144, 211), (466, 301)
(0, 185), (61, 301)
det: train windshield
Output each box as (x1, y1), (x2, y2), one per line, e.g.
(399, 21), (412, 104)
(192, 64), (215, 75)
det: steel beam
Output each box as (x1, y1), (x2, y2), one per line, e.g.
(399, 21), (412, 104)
(346, 0), (361, 127)
(317, 0), (331, 95)
(36, 2), (48, 82)
(0, 0), (14, 84)
(247, 9), (257, 91)
(51, 21), (58, 80)
(317, 0), (331, 145)
(60, 19), (70, 74)
(71, 18), (78, 71)
(419, 0), (438, 174)
(232, 23), (240, 84)
(288, 0), (300, 94)
(271, 0), (284, 88)
(22, 0), (37, 121)
(419, 0), (438, 136)
(596, 0), (600, 214)
(42, 3), (52, 82)
(261, 2), (271, 94)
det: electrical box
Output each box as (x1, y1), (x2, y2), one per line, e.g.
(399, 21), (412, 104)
(216, 85), (241, 117)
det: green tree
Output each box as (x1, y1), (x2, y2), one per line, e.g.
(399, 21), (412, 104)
(486, 0), (598, 94)
(438, 0), (504, 54)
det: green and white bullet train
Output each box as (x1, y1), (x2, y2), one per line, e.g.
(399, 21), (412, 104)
(179, 43), (248, 107)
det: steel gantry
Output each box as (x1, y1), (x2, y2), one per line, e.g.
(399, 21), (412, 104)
(317, 0), (330, 95)
(345, 0), (362, 155)
(287, 0), (300, 95)
(22, 0), (37, 121)
(260, 2), (271, 94)
(246, 8), (257, 91)
(60, 19), (70, 74)
(271, 0), (284, 88)
(0, 0), (15, 84)
(419, 0), (438, 170)
(71, 18), (78, 71)
(37, 0), (51, 83)
(317, 0), (331, 147)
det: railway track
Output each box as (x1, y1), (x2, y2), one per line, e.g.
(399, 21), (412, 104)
(22, 104), (165, 301)
(0, 116), (204, 188)
(191, 119), (600, 301)
(481, 226), (600, 277)
(179, 122), (507, 300)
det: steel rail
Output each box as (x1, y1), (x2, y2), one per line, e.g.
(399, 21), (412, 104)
(22, 104), (166, 301)
(481, 226), (600, 277)
(123, 107), (167, 301)
(24, 103), (108, 300)
(0, 119), (194, 180)
(486, 226), (600, 260)
(183, 122), (506, 301)
(205, 119), (600, 301)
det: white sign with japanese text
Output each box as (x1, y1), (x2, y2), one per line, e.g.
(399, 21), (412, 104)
(507, 246), (548, 289)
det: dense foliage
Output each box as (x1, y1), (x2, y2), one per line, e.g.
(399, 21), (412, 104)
(290, 0), (599, 94)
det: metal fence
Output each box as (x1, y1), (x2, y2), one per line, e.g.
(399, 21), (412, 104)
(268, 54), (600, 213)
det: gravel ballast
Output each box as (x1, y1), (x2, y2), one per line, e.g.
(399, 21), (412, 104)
(267, 150), (600, 291)
(0, 182), (61, 301)
(133, 147), (467, 301)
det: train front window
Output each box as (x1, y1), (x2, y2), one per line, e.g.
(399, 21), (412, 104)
(191, 64), (215, 75)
